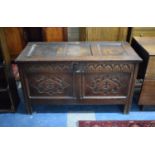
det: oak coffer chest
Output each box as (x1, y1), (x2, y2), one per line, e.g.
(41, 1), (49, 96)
(132, 37), (155, 108)
(16, 42), (142, 114)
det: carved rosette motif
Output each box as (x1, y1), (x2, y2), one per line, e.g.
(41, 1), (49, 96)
(29, 75), (70, 95)
(87, 74), (129, 95)
(84, 63), (134, 73)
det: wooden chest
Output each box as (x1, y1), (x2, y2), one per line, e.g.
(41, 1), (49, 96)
(132, 37), (155, 107)
(16, 42), (141, 114)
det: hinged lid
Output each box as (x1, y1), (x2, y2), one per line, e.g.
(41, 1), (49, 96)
(16, 41), (142, 62)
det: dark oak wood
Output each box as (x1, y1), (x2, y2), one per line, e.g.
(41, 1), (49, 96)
(0, 64), (19, 112)
(23, 27), (43, 42)
(131, 37), (149, 79)
(16, 41), (141, 114)
(132, 37), (155, 107)
(0, 38), (19, 112)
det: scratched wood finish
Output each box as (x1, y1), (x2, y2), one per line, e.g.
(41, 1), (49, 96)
(131, 37), (155, 107)
(16, 41), (141, 114)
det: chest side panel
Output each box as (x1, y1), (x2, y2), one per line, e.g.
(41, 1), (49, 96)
(139, 79), (155, 105)
(145, 56), (155, 79)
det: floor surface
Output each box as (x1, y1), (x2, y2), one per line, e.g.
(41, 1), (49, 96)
(0, 84), (155, 127)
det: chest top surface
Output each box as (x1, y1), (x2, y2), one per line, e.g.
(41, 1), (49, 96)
(16, 41), (142, 62)
(133, 37), (155, 56)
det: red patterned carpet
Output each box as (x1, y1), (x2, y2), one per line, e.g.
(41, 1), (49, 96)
(78, 120), (155, 127)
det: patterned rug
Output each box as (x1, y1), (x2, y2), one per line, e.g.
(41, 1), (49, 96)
(78, 120), (155, 127)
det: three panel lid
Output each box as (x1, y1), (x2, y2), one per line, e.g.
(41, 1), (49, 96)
(16, 41), (142, 62)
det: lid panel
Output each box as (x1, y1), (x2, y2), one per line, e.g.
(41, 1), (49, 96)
(95, 44), (127, 56)
(26, 43), (92, 57)
(16, 41), (142, 62)
(27, 44), (58, 57)
(63, 44), (91, 56)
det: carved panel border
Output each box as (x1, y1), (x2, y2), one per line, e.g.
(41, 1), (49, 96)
(24, 63), (73, 73)
(83, 63), (134, 73)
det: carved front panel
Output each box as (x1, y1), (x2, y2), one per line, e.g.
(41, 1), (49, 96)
(82, 73), (131, 97)
(27, 73), (74, 97)
(23, 63), (75, 98)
